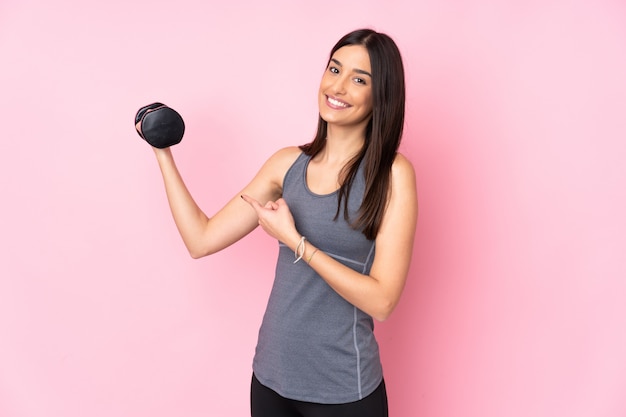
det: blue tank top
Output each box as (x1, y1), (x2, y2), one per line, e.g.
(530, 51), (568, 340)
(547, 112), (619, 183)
(252, 152), (382, 404)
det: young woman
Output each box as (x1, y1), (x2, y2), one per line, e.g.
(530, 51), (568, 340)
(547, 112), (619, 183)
(146, 28), (417, 417)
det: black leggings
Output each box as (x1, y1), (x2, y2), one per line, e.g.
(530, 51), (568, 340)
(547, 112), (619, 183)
(250, 374), (389, 417)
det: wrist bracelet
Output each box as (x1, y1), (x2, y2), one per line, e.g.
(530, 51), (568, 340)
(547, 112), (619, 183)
(293, 236), (306, 263)
(306, 248), (319, 264)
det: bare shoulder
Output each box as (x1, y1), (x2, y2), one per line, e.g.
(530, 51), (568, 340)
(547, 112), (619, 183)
(267, 146), (302, 165)
(254, 146), (302, 194)
(391, 152), (416, 186)
(376, 152), (418, 240)
(387, 152), (418, 217)
(263, 146), (302, 176)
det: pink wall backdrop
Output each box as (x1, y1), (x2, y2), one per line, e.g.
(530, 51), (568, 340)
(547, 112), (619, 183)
(1, 0), (625, 416)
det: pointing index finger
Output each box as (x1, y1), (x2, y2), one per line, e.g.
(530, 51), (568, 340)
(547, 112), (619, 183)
(240, 194), (261, 210)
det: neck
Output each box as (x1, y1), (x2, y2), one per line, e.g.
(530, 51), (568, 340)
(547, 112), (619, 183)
(318, 124), (366, 164)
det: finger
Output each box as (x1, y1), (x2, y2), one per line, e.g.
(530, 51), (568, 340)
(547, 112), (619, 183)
(264, 201), (279, 210)
(275, 198), (289, 208)
(135, 121), (143, 136)
(240, 194), (262, 211)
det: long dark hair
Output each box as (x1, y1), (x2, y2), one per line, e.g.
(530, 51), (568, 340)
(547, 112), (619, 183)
(300, 29), (406, 240)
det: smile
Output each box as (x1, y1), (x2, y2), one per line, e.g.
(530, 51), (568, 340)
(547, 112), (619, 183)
(326, 96), (350, 108)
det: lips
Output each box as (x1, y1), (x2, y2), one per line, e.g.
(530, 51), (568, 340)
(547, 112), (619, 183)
(326, 95), (350, 109)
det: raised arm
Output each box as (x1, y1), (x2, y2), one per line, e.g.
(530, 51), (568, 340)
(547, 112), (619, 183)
(153, 146), (301, 258)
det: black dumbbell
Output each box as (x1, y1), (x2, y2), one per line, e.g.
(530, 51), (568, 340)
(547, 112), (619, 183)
(135, 102), (185, 148)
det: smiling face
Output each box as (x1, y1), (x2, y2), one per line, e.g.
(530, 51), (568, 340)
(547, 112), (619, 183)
(318, 45), (373, 131)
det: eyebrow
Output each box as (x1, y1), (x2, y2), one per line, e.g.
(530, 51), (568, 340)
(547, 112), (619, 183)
(330, 58), (372, 78)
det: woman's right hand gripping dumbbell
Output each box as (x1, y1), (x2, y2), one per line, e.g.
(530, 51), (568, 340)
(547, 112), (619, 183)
(134, 102), (185, 149)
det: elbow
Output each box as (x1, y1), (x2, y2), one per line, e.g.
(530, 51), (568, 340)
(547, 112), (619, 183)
(373, 314), (389, 323)
(186, 237), (225, 259)
(373, 311), (392, 323)
(372, 300), (396, 322)
(188, 250), (205, 259)
(187, 243), (212, 259)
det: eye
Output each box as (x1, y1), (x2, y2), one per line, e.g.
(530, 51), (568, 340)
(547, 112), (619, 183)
(329, 66), (339, 74)
(354, 77), (367, 85)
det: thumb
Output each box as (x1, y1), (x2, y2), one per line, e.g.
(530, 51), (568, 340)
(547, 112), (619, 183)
(264, 200), (279, 210)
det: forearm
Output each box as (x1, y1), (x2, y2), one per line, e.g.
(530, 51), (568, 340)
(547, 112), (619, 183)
(284, 236), (399, 322)
(154, 148), (210, 258)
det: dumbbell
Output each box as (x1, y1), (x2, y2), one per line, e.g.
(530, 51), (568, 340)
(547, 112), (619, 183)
(134, 102), (185, 148)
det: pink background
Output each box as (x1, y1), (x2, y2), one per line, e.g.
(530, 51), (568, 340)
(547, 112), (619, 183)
(1, 0), (625, 416)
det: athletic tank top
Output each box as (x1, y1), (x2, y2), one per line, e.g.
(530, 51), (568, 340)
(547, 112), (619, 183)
(252, 152), (382, 404)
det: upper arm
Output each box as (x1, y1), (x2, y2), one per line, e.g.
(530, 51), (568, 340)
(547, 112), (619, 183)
(197, 146), (302, 256)
(368, 153), (418, 307)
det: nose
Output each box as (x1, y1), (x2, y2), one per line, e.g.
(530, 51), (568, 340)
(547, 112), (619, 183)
(330, 74), (348, 95)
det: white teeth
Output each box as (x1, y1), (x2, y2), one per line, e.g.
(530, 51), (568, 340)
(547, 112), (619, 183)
(328, 97), (348, 107)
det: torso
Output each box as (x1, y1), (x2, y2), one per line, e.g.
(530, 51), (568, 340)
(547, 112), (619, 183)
(252, 151), (382, 404)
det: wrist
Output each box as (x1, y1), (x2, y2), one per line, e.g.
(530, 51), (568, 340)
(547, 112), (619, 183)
(291, 235), (320, 265)
(293, 236), (306, 263)
(154, 146), (173, 162)
(306, 248), (319, 264)
(286, 233), (304, 252)
(153, 145), (172, 154)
